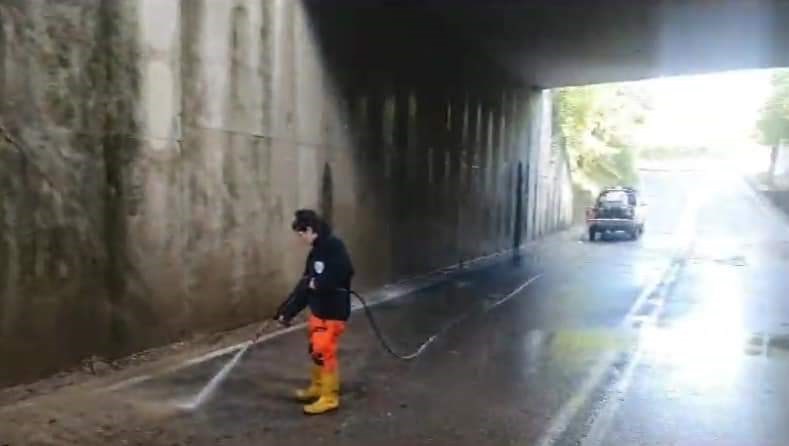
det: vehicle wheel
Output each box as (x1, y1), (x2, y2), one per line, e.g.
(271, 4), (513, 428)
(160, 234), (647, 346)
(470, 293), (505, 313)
(629, 229), (638, 241)
(589, 227), (597, 242)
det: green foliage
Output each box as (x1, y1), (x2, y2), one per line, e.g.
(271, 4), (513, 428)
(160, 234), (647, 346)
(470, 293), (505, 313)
(757, 69), (789, 146)
(553, 84), (649, 191)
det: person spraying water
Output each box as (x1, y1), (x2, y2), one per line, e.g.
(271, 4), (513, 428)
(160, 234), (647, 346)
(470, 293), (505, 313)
(180, 209), (449, 413)
(257, 209), (354, 415)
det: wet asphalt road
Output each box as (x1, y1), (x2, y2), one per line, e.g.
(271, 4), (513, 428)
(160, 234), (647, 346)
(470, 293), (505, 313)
(585, 166), (789, 446)
(3, 163), (789, 445)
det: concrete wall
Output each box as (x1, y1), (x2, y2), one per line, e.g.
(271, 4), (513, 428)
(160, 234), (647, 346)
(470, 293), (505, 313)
(0, 0), (574, 386)
(0, 0), (138, 385)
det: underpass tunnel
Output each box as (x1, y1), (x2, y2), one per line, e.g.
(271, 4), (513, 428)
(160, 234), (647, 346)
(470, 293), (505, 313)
(302, 0), (565, 279)
(0, 0), (787, 386)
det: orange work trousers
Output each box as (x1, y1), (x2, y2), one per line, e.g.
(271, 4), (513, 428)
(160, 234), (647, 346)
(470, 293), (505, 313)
(308, 315), (346, 372)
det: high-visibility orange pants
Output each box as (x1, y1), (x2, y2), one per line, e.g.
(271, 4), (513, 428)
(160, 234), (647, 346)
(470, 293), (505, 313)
(308, 315), (346, 372)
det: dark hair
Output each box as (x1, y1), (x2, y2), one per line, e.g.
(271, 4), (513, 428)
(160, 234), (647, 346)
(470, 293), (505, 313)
(291, 209), (331, 236)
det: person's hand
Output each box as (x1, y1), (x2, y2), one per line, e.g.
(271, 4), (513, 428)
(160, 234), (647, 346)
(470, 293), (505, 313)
(276, 314), (292, 327)
(308, 278), (316, 290)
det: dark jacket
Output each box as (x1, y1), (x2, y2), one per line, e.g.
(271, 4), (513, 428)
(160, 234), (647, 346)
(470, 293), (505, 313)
(278, 234), (354, 322)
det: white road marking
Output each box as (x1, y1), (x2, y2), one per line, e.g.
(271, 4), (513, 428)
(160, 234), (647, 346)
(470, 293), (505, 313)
(104, 324), (306, 392)
(535, 174), (704, 446)
(535, 350), (619, 446)
(579, 171), (783, 446)
(580, 347), (644, 446)
(489, 274), (543, 309)
(103, 266), (469, 391)
(99, 226), (578, 394)
(104, 374), (153, 392)
(581, 290), (670, 446)
(534, 265), (672, 446)
(104, 270), (542, 393)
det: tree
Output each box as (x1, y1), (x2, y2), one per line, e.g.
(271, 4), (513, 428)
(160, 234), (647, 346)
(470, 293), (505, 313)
(757, 70), (789, 147)
(553, 83), (651, 190)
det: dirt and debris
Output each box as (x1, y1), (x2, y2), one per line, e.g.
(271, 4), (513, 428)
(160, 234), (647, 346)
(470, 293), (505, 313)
(0, 317), (295, 408)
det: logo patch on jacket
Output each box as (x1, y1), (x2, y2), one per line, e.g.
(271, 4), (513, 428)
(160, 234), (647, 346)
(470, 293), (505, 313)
(314, 261), (325, 274)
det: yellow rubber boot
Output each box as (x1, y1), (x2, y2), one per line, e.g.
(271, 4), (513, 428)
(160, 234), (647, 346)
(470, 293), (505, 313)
(303, 370), (339, 415)
(294, 366), (322, 402)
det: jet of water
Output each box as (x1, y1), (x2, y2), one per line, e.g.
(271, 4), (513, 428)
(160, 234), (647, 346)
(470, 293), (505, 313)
(175, 342), (251, 411)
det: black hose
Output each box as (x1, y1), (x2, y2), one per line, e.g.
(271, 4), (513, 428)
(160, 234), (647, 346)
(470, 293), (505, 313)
(295, 276), (538, 361)
(271, 285), (458, 360)
(348, 290), (439, 361)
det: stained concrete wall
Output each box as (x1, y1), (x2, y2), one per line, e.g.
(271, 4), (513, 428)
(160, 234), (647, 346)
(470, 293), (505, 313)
(0, 0), (574, 386)
(0, 0), (139, 385)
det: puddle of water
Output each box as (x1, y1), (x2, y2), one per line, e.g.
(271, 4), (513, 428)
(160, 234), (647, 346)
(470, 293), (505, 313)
(546, 329), (636, 362)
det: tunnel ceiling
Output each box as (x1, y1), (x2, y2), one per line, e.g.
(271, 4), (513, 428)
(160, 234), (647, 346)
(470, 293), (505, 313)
(431, 0), (789, 87)
(316, 0), (789, 88)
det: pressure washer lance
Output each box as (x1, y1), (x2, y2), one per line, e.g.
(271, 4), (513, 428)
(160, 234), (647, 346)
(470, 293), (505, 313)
(179, 288), (445, 411)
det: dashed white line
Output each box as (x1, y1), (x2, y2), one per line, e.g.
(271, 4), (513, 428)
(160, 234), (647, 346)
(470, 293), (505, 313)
(581, 294), (669, 446)
(535, 349), (619, 446)
(580, 347), (644, 446)
(535, 177), (703, 446)
(489, 274), (543, 309)
(534, 267), (669, 446)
